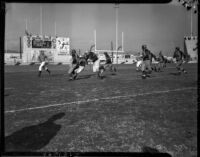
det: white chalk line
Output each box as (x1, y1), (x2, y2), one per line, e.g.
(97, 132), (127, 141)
(5, 87), (197, 114)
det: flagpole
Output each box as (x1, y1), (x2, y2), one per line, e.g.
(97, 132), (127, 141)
(94, 30), (96, 52)
(55, 22), (57, 36)
(122, 32), (124, 52)
(190, 8), (193, 37)
(25, 18), (28, 31)
(115, 3), (119, 64)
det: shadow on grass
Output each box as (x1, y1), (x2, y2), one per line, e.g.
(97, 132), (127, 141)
(76, 74), (94, 80)
(110, 73), (117, 76)
(4, 93), (10, 97)
(5, 112), (65, 152)
(142, 146), (172, 157)
(49, 73), (66, 77)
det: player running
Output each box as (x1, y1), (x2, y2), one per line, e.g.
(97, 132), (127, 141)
(68, 49), (79, 80)
(157, 51), (166, 72)
(149, 51), (158, 72)
(136, 53), (143, 72)
(173, 47), (187, 74)
(141, 45), (152, 79)
(38, 51), (51, 77)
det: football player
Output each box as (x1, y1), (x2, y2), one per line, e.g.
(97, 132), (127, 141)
(71, 53), (88, 80)
(85, 51), (103, 79)
(141, 45), (152, 79)
(38, 51), (51, 77)
(173, 47), (187, 74)
(103, 52), (117, 73)
(157, 51), (166, 72)
(68, 49), (79, 80)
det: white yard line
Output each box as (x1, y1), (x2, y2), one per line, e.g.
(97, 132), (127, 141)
(5, 87), (197, 114)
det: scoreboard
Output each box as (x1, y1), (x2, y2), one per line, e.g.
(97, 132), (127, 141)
(32, 38), (52, 48)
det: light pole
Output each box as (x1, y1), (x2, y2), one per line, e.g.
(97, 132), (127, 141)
(40, 5), (43, 35)
(114, 3), (119, 64)
(190, 8), (193, 37)
(178, 0), (198, 37)
(55, 22), (57, 36)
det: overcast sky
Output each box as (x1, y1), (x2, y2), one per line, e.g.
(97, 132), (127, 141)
(5, 0), (198, 56)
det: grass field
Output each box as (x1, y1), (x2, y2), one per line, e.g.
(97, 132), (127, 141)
(4, 63), (197, 156)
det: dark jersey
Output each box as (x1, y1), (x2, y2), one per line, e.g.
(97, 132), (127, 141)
(38, 54), (47, 62)
(78, 57), (87, 66)
(142, 49), (151, 61)
(149, 52), (156, 62)
(71, 53), (78, 64)
(104, 54), (112, 64)
(86, 52), (98, 62)
(173, 49), (185, 61)
(158, 53), (165, 62)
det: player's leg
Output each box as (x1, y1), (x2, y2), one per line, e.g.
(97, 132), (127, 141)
(146, 60), (152, 74)
(141, 61), (147, 79)
(176, 60), (182, 74)
(68, 64), (76, 80)
(44, 62), (51, 75)
(179, 60), (187, 74)
(157, 62), (161, 72)
(73, 66), (85, 80)
(93, 59), (103, 79)
(38, 61), (45, 77)
(103, 63), (114, 73)
(103, 64), (109, 71)
(136, 60), (141, 71)
(109, 63), (117, 72)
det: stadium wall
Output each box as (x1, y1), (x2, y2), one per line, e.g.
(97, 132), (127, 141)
(184, 36), (198, 61)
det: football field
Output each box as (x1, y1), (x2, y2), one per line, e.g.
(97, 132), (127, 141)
(4, 63), (197, 156)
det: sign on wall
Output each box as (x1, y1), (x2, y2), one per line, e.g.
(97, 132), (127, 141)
(56, 37), (70, 55)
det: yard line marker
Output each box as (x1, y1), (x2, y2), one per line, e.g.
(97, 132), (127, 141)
(5, 87), (197, 114)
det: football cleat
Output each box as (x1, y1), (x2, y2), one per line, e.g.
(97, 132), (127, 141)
(73, 73), (78, 80)
(141, 74), (146, 79)
(183, 70), (187, 74)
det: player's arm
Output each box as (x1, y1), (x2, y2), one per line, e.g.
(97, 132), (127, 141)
(173, 50), (177, 59)
(141, 51), (146, 60)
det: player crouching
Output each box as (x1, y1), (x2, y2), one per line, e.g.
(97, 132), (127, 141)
(38, 51), (51, 77)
